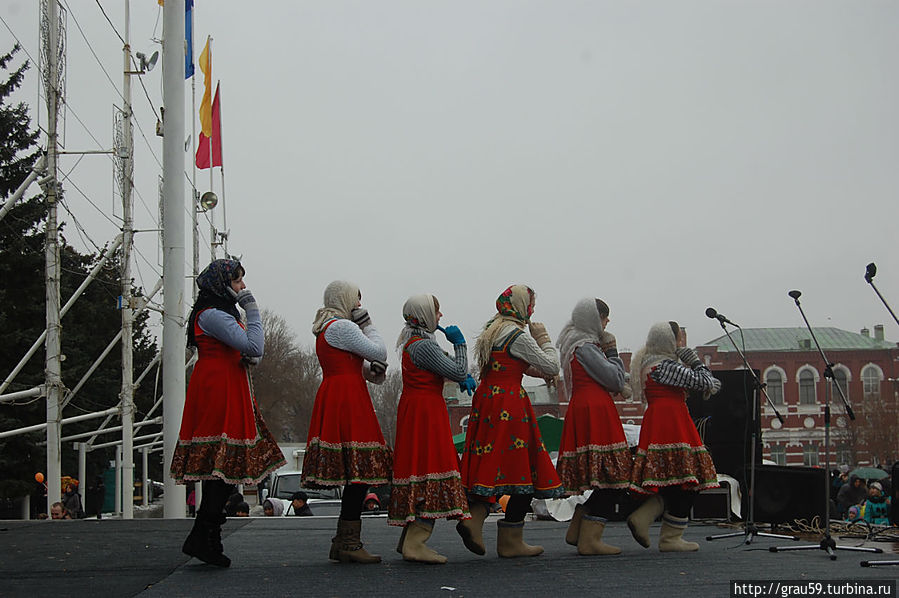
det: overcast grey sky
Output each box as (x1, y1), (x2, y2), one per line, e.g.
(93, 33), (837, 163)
(3, 0), (898, 367)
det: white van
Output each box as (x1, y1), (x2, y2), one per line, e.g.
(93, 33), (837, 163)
(261, 470), (342, 507)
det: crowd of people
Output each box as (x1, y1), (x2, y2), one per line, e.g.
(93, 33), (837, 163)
(167, 259), (893, 569)
(835, 469), (893, 526)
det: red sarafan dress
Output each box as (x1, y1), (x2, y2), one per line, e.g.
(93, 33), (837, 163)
(388, 336), (470, 526)
(556, 356), (632, 492)
(460, 330), (563, 498)
(302, 319), (392, 488)
(171, 309), (286, 485)
(629, 368), (718, 493)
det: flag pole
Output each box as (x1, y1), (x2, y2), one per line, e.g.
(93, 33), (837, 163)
(218, 81), (228, 257)
(208, 36), (216, 261)
(190, 3), (199, 297)
(187, 3), (202, 514)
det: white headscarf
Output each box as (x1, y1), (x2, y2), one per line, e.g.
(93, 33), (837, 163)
(263, 498), (285, 517)
(311, 280), (360, 335)
(557, 298), (606, 400)
(395, 294), (439, 352)
(629, 321), (678, 403)
(474, 284), (534, 373)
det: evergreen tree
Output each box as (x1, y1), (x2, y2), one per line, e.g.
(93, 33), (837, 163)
(0, 44), (159, 506)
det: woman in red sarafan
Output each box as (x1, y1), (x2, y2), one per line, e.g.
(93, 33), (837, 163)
(389, 294), (476, 564)
(556, 297), (632, 556)
(302, 280), (392, 564)
(626, 321), (721, 552)
(457, 285), (562, 558)
(171, 259), (286, 568)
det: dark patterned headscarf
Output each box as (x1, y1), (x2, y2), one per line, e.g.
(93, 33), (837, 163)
(474, 284), (535, 372)
(187, 259), (244, 347)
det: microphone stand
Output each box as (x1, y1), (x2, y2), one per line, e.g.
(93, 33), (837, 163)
(705, 319), (798, 544)
(864, 262), (899, 328)
(769, 291), (883, 560)
(859, 263), (899, 567)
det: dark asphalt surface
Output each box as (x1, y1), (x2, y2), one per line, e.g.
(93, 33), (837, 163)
(1, 515), (896, 597)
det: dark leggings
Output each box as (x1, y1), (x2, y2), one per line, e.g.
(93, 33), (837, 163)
(339, 484), (368, 521)
(584, 489), (623, 519)
(503, 494), (533, 523)
(197, 479), (235, 521)
(659, 487), (696, 519)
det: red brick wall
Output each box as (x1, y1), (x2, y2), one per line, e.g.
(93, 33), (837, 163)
(696, 345), (899, 467)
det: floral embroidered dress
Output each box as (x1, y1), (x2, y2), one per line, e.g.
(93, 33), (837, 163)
(629, 368), (718, 494)
(556, 356), (632, 492)
(460, 330), (563, 498)
(387, 336), (470, 526)
(302, 319), (392, 488)
(171, 310), (286, 485)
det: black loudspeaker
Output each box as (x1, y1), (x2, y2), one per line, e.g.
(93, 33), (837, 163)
(686, 369), (762, 496)
(751, 464), (826, 524)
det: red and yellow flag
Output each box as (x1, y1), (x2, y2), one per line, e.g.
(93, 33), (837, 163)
(197, 37), (212, 137)
(196, 83), (222, 169)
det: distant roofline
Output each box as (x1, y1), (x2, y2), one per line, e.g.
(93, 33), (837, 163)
(699, 326), (896, 352)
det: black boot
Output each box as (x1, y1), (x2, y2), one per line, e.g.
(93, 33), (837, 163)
(182, 514), (231, 567)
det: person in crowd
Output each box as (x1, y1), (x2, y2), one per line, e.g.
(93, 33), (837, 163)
(458, 285), (562, 558)
(556, 298), (631, 556)
(626, 322), (721, 552)
(225, 492), (245, 517)
(86, 475), (105, 519)
(262, 498), (287, 517)
(862, 482), (891, 526)
(831, 468), (850, 503)
(235, 502), (251, 517)
(170, 259), (287, 568)
(49, 502), (69, 520)
(288, 491), (314, 516)
(389, 294), (476, 564)
(62, 480), (84, 519)
(837, 475), (868, 519)
(187, 486), (196, 518)
(302, 280), (392, 564)
(363, 493), (381, 513)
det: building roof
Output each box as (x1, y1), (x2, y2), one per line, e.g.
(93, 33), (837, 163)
(700, 327), (896, 353)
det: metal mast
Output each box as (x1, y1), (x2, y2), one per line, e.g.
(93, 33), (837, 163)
(40, 0), (65, 512)
(161, 0), (187, 517)
(119, 0), (136, 520)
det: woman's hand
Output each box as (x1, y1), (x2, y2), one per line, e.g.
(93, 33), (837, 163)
(528, 322), (551, 346)
(676, 327), (687, 348)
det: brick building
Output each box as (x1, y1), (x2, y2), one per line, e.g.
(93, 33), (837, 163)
(695, 326), (899, 468)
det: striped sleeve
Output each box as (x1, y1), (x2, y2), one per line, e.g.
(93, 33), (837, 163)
(407, 338), (468, 382)
(650, 359), (721, 393)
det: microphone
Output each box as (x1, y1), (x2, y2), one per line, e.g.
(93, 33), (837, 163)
(865, 262), (877, 283)
(788, 290), (802, 300)
(705, 307), (739, 327)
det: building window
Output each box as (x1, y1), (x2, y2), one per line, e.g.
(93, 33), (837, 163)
(460, 415), (469, 434)
(766, 371), (784, 405)
(833, 368), (849, 401)
(862, 365), (882, 397)
(769, 445), (786, 466)
(836, 443), (852, 467)
(799, 369), (816, 405)
(803, 443), (819, 466)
